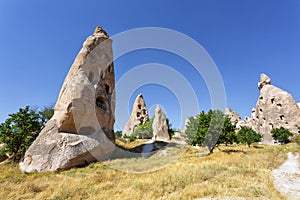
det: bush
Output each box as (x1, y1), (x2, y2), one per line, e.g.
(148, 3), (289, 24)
(292, 134), (300, 145)
(237, 126), (262, 148)
(271, 127), (293, 144)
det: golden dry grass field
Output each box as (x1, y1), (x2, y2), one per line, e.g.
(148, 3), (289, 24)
(0, 140), (299, 200)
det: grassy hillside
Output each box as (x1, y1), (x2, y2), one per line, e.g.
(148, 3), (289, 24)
(0, 141), (299, 200)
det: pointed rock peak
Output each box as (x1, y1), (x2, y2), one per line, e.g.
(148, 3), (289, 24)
(93, 26), (109, 37)
(136, 93), (144, 99)
(152, 105), (169, 141)
(155, 105), (162, 112)
(122, 94), (149, 136)
(258, 73), (271, 90)
(20, 27), (116, 172)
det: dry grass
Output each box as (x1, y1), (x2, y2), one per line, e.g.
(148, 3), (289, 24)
(0, 141), (299, 200)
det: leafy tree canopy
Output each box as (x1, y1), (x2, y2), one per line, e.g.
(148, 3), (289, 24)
(237, 126), (262, 148)
(185, 110), (236, 153)
(271, 127), (293, 143)
(0, 105), (54, 161)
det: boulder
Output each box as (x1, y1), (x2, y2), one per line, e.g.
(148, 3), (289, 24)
(152, 105), (170, 141)
(20, 26), (116, 172)
(246, 74), (300, 144)
(122, 94), (149, 136)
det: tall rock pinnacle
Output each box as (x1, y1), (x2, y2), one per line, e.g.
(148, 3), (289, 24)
(20, 26), (116, 172)
(152, 105), (170, 141)
(122, 94), (149, 136)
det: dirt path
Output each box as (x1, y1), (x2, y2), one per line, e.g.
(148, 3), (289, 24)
(273, 152), (300, 200)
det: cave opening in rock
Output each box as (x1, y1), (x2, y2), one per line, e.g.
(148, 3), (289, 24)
(96, 96), (106, 111)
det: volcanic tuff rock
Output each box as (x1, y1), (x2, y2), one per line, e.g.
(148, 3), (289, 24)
(258, 73), (271, 90)
(122, 94), (149, 136)
(152, 105), (170, 141)
(225, 108), (242, 127)
(20, 26), (116, 172)
(245, 74), (300, 144)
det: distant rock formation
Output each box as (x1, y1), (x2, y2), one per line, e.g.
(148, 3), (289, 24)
(152, 105), (170, 141)
(122, 94), (149, 136)
(225, 108), (242, 127)
(20, 26), (116, 172)
(245, 74), (300, 144)
(258, 73), (271, 90)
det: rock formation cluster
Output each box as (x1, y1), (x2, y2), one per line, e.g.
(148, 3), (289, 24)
(244, 74), (300, 143)
(20, 26), (116, 172)
(122, 94), (149, 136)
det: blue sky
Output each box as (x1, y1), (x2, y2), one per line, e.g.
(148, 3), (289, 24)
(0, 0), (300, 130)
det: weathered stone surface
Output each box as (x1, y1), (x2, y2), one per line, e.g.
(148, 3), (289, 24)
(152, 105), (170, 141)
(225, 108), (242, 127)
(297, 103), (300, 109)
(122, 94), (149, 136)
(245, 74), (300, 144)
(20, 26), (116, 172)
(258, 73), (271, 90)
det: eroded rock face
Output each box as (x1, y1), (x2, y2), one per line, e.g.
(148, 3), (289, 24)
(225, 108), (242, 127)
(20, 26), (116, 172)
(152, 105), (170, 141)
(258, 73), (271, 90)
(246, 74), (300, 144)
(122, 94), (149, 136)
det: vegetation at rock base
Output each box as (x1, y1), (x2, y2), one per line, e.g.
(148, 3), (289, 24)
(237, 126), (262, 148)
(185, 110), (238, 153)
(271, 127), (293, 144)
(127, 116), (175, 141)
(0, 106), (54, 162)
(133, 117), (154, 139)
(0, 141), (298, 199)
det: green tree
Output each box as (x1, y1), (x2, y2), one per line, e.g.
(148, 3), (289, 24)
(115, 131), (122, 138)
(204, 110), (224, 153)
(186, 110), (232, 153)
(271, 127), (293, 143)
(38, 105), (54, 124)
(237, 126), (262, 148)
(219, 115), (237, 146)
(185, 111), (208, 146)
(166, 118), (175, 139)
(0, 106), (42, 161)
(134, 117), (154, 139)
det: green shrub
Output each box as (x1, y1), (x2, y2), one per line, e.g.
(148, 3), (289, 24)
(271, 127), (293, 143)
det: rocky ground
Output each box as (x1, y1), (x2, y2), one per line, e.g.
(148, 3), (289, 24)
(273, 152), (300, 199)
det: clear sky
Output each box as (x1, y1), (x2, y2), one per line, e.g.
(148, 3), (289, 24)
(0, 0), (300, 130)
